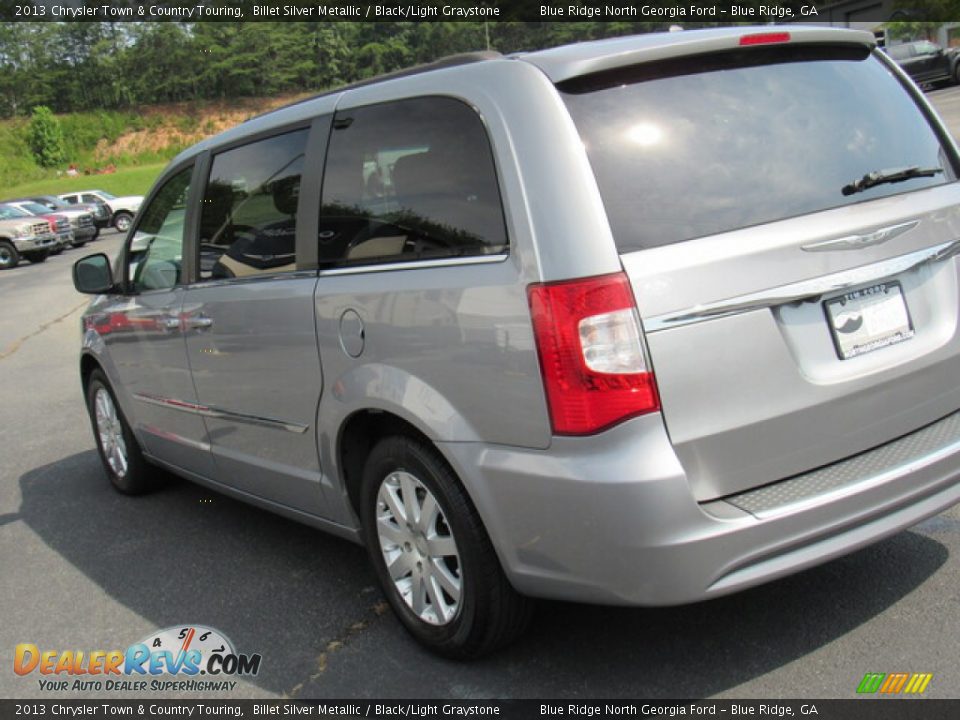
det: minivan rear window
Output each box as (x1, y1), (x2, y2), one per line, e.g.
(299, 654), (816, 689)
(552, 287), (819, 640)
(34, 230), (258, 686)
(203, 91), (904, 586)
(560, 46), (955, 252)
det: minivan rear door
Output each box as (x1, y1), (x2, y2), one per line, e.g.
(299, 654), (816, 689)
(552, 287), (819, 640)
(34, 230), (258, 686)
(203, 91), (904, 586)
(560, 40), (960, 501)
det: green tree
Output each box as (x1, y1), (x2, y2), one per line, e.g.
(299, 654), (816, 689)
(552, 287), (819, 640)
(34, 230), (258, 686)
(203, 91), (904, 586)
(27, 105), (65, 167)
(887, 21), (943, 41)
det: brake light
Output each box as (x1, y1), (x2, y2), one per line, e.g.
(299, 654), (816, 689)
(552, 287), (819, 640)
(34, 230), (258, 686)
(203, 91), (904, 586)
(739, 32), (791, 46)
(528, 272), (659, 435)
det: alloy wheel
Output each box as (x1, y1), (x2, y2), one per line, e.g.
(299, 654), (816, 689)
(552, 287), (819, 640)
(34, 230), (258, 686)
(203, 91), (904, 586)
(94, 387), (128, 478)
(376, 470), (462, 625)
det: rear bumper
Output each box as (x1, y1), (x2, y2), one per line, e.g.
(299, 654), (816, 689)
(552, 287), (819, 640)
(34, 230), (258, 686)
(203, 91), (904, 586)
(440, 412), (960, 606)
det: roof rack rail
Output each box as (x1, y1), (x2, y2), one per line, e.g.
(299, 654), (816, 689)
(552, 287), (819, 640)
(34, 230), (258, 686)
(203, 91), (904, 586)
(244, 51), (503, 123)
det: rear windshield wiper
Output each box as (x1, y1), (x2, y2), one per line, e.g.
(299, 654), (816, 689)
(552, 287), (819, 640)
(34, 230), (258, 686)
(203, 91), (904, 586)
(842, 166), (943, 196)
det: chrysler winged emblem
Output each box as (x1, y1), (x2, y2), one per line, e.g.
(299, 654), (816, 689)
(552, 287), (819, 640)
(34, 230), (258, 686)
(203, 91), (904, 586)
(801, 220), (920, 252)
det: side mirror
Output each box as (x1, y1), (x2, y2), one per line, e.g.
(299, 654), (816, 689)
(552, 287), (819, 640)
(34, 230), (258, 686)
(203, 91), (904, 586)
(73, 253), (115, 294)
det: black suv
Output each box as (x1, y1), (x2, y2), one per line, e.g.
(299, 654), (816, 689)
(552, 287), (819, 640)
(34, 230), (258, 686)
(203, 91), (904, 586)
(886, 40), (960, 86)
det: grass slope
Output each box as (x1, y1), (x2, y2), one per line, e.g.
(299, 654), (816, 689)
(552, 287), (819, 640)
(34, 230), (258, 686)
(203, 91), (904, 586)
(0, 94), (308, 198)
(1, 164), (166, 200)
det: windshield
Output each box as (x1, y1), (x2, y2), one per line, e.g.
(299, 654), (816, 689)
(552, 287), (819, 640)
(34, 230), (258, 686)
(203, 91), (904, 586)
(560, 46), (955, 251)
(18, 202), (52, 216)
(0, 205), (30, 220)
(96, 190), (116, 200)
(39, 196), (68, 209)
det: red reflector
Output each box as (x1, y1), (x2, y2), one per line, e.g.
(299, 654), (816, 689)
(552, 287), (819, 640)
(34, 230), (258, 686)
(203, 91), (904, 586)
(739, 32), (791, 46)
(528, 272), (659, 436)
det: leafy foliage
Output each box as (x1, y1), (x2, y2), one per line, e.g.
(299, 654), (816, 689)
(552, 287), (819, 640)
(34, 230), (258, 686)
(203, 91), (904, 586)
(0, 21), (712, 118)
(26, 105), (65, 167)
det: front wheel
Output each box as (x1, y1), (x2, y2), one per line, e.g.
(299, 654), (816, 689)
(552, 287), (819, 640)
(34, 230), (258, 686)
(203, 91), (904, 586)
(360, 436), (532, 658)
(86, 369), (160, 495)
(0, 241), (19, 269)
(113, 212), (133, 233)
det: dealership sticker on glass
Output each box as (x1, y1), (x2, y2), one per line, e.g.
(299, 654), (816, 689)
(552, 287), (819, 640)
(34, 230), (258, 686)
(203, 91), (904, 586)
(824, 281), (914, 360)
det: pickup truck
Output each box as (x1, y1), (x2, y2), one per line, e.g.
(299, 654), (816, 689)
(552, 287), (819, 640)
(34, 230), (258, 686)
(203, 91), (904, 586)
(60, 190), (142, 232)
(0, 213), (59, 269)
(886, 40), (960, 86)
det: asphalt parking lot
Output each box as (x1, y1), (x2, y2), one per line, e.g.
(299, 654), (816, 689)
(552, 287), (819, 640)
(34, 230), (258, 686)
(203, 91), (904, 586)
(3, 86), (960, 701)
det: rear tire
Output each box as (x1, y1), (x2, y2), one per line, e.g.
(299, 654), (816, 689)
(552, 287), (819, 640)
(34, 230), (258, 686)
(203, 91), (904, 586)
(0, 241), (19, 269)
(360, 435), (532, 658)
(113, 212), (133, 233)
(23, 250), (49, 263)
(86, 369), (160, 495)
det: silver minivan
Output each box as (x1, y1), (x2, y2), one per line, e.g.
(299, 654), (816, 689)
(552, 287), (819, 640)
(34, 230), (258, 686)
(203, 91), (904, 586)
(73, 26), (960, 657)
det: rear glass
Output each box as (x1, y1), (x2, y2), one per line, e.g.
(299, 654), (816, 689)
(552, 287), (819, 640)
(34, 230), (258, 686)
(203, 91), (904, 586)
(560, 46), (955, 252)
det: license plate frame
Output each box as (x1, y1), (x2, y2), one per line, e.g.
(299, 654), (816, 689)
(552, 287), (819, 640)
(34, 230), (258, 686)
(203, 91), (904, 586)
(823, 281), (914, 360)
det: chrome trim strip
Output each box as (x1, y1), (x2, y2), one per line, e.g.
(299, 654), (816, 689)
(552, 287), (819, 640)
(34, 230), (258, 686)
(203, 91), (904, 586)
(133, 393), (309, 434)
(138, 423), (211, 453)
(189, 269), (318, 291)
(318, 253), (508, 277)
(645, 238), (960, 332)
(801, 220), (920, 252)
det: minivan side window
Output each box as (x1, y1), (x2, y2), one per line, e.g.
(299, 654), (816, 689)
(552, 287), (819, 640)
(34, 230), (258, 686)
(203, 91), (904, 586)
(198, 128), (308, 281)
(127, 166), (192, 293)
(319, 96), (508, 266)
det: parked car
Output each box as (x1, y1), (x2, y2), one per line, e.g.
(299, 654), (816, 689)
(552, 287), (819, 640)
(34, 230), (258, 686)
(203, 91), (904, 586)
(0, 208), (58, 269)
(73, 26), (960, 658)
(4, 197), (96, 248)
(0, 203), (68, 254)
(2, 200), (76, 253)
(27, 194), (108, 234)
(60, 190), (142, 232)
(885, 40), (960, 86)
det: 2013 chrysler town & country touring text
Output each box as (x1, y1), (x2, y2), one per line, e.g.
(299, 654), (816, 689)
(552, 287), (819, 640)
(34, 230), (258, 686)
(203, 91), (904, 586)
(73, 26), (960, 657)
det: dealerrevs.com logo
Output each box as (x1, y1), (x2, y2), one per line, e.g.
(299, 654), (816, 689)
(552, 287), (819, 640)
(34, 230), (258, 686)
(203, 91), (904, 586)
(14, 625), (261, 693)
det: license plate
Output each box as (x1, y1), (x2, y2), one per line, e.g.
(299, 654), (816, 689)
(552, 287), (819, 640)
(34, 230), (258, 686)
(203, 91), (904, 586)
(824, 281), (914, 360)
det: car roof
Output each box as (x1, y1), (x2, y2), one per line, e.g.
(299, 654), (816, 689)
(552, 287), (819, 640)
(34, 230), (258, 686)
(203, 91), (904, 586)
(167, 25), (874, 169)
(519, 25), (875, 82)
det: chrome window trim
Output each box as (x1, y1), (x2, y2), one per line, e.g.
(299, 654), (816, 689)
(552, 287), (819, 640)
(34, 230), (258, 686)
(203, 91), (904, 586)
(188, 270), (318, 291)
(645, 238), (960, 332)
(317, 253), (508, 277)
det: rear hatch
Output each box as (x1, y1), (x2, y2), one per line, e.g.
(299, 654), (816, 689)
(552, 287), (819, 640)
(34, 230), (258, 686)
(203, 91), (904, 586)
(557, 32), (960, 501)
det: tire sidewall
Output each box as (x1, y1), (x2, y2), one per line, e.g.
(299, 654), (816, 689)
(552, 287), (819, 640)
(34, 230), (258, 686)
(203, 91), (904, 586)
(114, 213), (132, 232)
(0, 241), (19, 269)
(360, 438), (480, 653)
(86, 371), (150, 494)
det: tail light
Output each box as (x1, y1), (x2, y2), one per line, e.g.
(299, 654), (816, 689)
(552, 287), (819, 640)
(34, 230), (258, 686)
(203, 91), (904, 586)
(528, 272), (659, 435)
